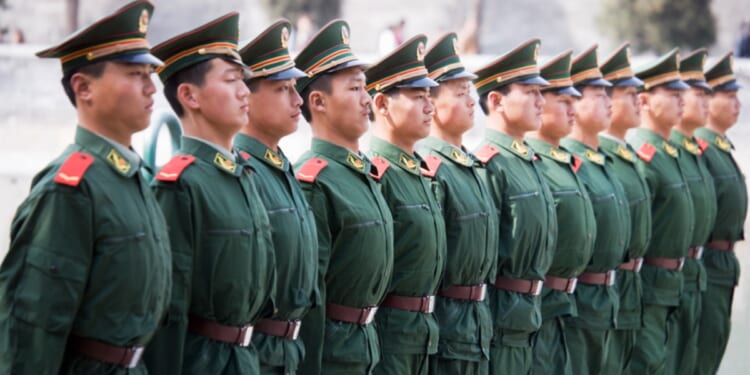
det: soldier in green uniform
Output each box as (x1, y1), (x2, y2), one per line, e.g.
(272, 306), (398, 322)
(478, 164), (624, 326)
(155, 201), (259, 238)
(694, 52), (747, 375)
(143, 13), (276, 374)
(665, 48), (717, 375)
(293, 20), (394, 375)
(561, 45), (631, 375)
(525, 50), (597, 375)
(472, 39), (558, 375)
(598, 43), (652, 375)
(0, 1), (171, 373)
(625, 49), (695, 375)
(365, 35), (446, 375)
(234, 20), (318, 375)
(419, 32), (498, 375)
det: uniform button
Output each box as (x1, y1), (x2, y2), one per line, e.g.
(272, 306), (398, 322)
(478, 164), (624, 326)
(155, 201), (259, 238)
(49, 265), (58, 274)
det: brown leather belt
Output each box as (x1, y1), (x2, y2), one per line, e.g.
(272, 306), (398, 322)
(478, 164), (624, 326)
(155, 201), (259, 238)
(188, 315), (253, 347)
(688, 246), (704, 259)
(644, 256), (685, 271)
(543, 275), (578, 293)
(255, 318), (301, 340)
(493, 275), (543, 296)
(438, 284), (487, 301)
(706, 240), (735, 251)
(326, 303), (378, 325)
(578, 270), (616, 286)
(382, 294), (436, 313)
(70, 336), (144, 369)
(619, 257), (644, 272)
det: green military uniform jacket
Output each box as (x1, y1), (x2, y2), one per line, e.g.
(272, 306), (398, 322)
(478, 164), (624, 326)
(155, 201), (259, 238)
(598, 135), (652, 329)
(0, 127), (171, 374)
(234, 134), (319, 372)
(367, 137), (447, 356)
(476, 130), (557, 343)
(670, 130), (717, 292)
(627, 128), (695, 306)
(146, 137), (276, 375)
(525, 138), (596, 320)
(295, 138), (394, 374)
(694, 128), (747, 286)
(561, 138), (630, 330)
(419, 137), (497, 362)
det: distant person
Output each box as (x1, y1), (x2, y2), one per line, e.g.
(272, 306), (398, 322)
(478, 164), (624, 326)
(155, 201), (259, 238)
(9, 28), (24, 44)
(292, 12), (315, 53)
(736, 21), (750, 57)
(378, 19), (405, 55)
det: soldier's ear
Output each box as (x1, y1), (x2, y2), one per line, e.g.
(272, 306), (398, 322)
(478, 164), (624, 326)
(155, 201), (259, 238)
(177, 83), (200, 111)
(309, 90), (326, 114)
(638, 92), (650, 110)
(70, 72), (94, 104)
(373, 92), (389, 116)
(487, 90), (503, 113)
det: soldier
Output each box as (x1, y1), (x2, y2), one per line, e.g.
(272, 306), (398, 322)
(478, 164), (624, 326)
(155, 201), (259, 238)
(0, 1), (171, 373)
(472, 39), (557, 375)
(666, 48), (717, 375)
(293, 20), (394, 374)
(143, 13), (276, 374)
(525, 50), (596, 375)
(598, 43), (652, 375)
(626, 49), (694, 375)
(419, 32), (498, 375)
(365, 35), (446, 375)
(561, 45), (631, 374)
(694, 52), (747, 375)
(234, 20), (318, 375)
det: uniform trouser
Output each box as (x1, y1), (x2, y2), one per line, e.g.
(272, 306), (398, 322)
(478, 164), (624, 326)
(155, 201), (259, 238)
(322, 361), (372, 375)
(565, 324), (611, 375)
(625, 303), (677, 375)
(373, 353), (429, 375)
(260, 364), (296, 375)
(489, 331), (533, 375)
(428, 356), (488, 375)
(666, 287), (701, 375)
(602, 328), (637, 375)
(694, 282), (735, 375)
(531, 316), (572, 375)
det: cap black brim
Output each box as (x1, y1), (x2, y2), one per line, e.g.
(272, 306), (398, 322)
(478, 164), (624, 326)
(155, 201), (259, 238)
(611, 76), (644, 87)
(113, 52), (164, 67)
(395, 76), (439, 88)
(578, 77), (613, 87)
(686, 80), (712, 93)
(516, 75), (550, 86)
(437, 70), (478, 82)
(713, 81), (742, 92)
(551, 86), (582, 97)
(659, 80), (691, 91)
(328, 59), (370, 73)
(266, 67), (308, 80)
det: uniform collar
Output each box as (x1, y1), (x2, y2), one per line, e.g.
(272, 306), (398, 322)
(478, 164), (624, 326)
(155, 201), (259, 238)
(234, 133), (289, 171)
(561, 138), (607, 165)
(599, 135), (636, 163)
(74, 126), (141, 177)
(632, 128), (680, 158)
(696, 128), (733, 153)
(669, 129), (701, 155)
(181, 136), (244, 176)
(421, 136), (474, 167)
(485, 129), (536, 161)
(369, 137), (423, 175)
(524, 138), (571, 164)
(311, 138), (370, 175)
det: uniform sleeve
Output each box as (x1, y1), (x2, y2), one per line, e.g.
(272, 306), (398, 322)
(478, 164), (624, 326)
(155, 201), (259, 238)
(635, 159), (660, 204)
(142, 182), (194, 374)
(0, 186), (93, 374)
(298, 182), (332, 375)
(479, 161), (507, 272)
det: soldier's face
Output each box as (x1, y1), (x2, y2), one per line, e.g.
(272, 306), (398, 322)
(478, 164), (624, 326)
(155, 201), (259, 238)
(431, 79), (475, 136)
(540, 92), (576, 140)
(384, 87), (434, 144)
(326, 67), (372, 141)
(87, 62), (157, 137)
(708, 90), (741, 130)
(247, 78), (302, 139)
(610, 86), (640, 130)
(681, 87), (709, 130)
(640, 87), (683, 129)
(502, 83), (545, 132)
(189, 59), (250, 134)
(574, 86), (612, 133)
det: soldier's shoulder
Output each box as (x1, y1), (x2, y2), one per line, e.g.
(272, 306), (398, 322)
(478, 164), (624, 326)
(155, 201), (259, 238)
(295, 157), (329, 183)
(154, 155), (197, 183)
(474, 143), (501, 163)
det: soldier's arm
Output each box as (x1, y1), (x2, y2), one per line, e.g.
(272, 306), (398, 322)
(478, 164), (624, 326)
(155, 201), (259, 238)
(0, 186), (93, 374)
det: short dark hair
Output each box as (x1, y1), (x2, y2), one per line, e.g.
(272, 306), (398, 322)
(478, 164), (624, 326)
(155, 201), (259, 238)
(429, 85), (442, 98)
(368, 87), (400, 122)
(244, 77), (261, 92)
(61, 61), (108, 107)
(300, 73), (334, 122)
(478, 85), (511, 115)
(163, 59), (214, 117)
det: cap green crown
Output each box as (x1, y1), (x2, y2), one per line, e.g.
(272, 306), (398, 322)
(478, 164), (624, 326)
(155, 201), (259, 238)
(705, 52), (741, 91)
(366, 35), (432, 95)
(36, 0), (159, 75)
(571, 45), (609, 86)
(680, 48), (712, 91)
(540, 50), (574, 89)
(600, 43), (638, 83)
(473, 39), (545, 96)
(294, 19), (366, 93)
(635, 48), (686, 91)
(424, 32), (477, 82)
(240, 19), (297, 79)
(151, 12), (244, 83)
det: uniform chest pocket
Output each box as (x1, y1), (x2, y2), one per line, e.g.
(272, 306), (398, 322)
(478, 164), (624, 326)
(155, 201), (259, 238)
(590, 192), (615, 203)
(508, 191), (540, 201)
(97, 231), (146, 255)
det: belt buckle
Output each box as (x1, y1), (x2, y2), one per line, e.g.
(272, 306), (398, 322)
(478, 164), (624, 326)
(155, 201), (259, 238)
(606, 270), (617, 286)
(677, 257), (685, 271)
(634, 257), (644, 272)
(531, 280), (543, 296)
(423, 296), (436, 313)
(288, 320), (301, 340)
(476, 284), (487, 301)
(566, 278), (578, 294)
(363, 306), (378, 325)
(238, 325), (254, 347)
(125, 346), (144, 369)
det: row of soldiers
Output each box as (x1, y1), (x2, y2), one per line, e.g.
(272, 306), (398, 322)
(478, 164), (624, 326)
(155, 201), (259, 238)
(0, 1), (746, 374)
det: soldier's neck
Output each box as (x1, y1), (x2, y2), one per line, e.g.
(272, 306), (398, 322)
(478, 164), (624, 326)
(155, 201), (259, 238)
(240, 123), (281, 151)
(77, 111), (133, 147)
(487, 115), (525, 141)
(602, 122), (629, 141)
(705, 121), (728, 136)
(310, 120), (360, 152)
(373, 122), (416, 154)
(429, 126), (463, 148)
(640, 116), (671, 140)
(526, 130), (559, 147)
(673, 122), (699, 138)
(180, 114), (236, 152)
(569, 126), (599, 149)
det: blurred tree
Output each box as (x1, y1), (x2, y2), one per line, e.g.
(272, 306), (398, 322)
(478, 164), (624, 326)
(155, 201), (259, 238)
(66, 0), (79, 34)
(261, 0), (340, 28)
(599, 0), (716, 53)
